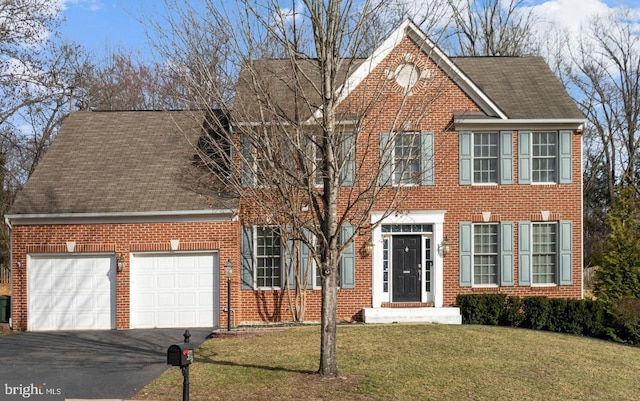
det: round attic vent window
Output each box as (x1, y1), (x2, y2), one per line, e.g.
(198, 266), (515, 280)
(394, 62), (421, 90)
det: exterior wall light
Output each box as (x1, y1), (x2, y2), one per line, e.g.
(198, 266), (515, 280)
(364, 238), (374, 256)
(439, 237), (451, 256)
(116, 253), (126, 272)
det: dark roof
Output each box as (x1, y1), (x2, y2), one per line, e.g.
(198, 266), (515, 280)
(234, 58), (365, 122)
(452, 56), (585, 119)
(10, 110), (235, 216)
(235, 55), (583, 122)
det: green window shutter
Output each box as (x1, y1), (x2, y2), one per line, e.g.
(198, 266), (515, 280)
(518, 222), (531, 286)
(421, 131), (434, 186)
(500, 222), (514, 286)
(518, 131), (531, 184)
(459, 222), (472, 287)
(558, 130), (572, 184)
(340, 224), (355, 289)
(300, 228), (313, 287)
(241, 226), (254, 289)
(241, 135), (255, 187)
(500, 131), (514, 184)
(558, 221), (573, 285)
(379, 132), (392, 186)
(285, 238), (296, 289)
(459, 131), (472, 185)
(340, 133), (355, 186)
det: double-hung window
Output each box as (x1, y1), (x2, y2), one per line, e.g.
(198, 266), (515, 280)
(459, 222), (513, 287)
(459, 131), (512, 185)
(380, 131), (434, 186)
(460, 222), (514, 287)
(256, 227), (282, 288)
(394, 132), (421, 185)
(532, 132), (557, 183)
(473, 132), (499, 183)
(518, 130), (572, 184)
(473, 224), (499, 285)
(518, 221), (573, 286)
(532, 223), (557, 284)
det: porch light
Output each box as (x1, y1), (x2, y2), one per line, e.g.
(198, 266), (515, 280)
(439, 237), (451, 256)
(364, 238), (374, 256)
(116, 253), (126, 272)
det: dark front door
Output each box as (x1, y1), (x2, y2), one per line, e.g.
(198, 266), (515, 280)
(392, 235), (421, 302)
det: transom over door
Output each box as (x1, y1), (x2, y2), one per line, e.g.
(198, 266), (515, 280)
(392, 235), (421, 302)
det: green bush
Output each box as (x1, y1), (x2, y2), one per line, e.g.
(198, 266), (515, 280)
(522, 296), (552, 330)
(456, 294), (506, 325)
(455, 294), (630, 345)
(502, 296), (524, 327)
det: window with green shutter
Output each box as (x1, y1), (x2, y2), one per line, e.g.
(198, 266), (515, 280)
(459, 222), (514, 287)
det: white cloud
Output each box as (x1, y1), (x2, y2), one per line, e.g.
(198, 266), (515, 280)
(527, 0), (614, 34)
(63, 0), (104, 12)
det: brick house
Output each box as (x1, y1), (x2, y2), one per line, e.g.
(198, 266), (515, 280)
(6, 20), (585, 331)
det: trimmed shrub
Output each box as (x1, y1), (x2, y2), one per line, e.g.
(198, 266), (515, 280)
(456, 293), (506, 325)
(502, 296), (524, 327)
(522, 296), (552, 330)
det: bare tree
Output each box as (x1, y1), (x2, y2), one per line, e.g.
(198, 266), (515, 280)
(567, 9), (640, 266)
(150, 0), (455, 377)
(446, 0), (539, 56)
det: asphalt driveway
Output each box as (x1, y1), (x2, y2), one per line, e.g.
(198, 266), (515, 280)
(0, 328), (213, 399)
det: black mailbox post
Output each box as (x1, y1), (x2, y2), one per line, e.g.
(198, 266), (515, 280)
(167, 330), (193, 401)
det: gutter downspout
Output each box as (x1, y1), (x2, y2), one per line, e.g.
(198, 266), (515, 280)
(4, 215), (12, 330)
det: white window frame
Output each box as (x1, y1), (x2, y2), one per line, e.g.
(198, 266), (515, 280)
(472, 132), (499, 185)
(254, 226), (283, 289)
(393, 131), (422, 186)
(531, 222), (558, 285)
(472, 223), (500, 286)
(531, 131), (558, 184)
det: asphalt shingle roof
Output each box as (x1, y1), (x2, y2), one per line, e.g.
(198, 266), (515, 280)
(10, 110), (233, 215)
(452, 56), (584, 119)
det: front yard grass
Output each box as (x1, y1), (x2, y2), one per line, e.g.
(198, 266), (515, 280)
(136, 324), (639, 401)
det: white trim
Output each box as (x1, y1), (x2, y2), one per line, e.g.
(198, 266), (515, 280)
(6, 209), (237, 225)
(455, 118), (586, 131)
(371, 210), (446, 308)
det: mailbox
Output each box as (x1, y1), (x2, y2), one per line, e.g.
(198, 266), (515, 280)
(167, 343), (194, 367)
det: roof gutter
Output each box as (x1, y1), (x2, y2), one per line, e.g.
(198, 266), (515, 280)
(454, 118), (586, 132)
(5, 209), (238, 226)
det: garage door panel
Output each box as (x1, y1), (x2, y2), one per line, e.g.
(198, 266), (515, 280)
(28, 254), (116, 331)
(130, 253), (217, 329)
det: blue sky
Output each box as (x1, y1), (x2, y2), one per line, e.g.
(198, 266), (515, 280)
(58, 0), (640, 59)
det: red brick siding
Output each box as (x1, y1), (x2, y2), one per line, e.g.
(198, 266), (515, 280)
(10, 221), (238, 330)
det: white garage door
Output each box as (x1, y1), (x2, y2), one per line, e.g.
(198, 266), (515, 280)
(28, 254), (116, 331)
(130, 253), (218, 329)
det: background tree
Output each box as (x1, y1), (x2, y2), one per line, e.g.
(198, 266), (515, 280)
(565, 9), (640, 267)
(593, 184), (640, 302)
(445, 0), (539, 56)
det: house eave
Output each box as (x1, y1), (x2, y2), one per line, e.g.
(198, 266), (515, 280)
(454, 118), (586, 132)
(5, 209), (238, 226)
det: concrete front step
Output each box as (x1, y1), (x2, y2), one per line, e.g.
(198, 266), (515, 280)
(362, 307), (462, 325)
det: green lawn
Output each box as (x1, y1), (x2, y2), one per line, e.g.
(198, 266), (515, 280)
(136, 324), (640, 401)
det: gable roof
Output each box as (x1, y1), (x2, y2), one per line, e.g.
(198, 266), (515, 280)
(8, 110), (236, 219)
(236, 19), (583, 125)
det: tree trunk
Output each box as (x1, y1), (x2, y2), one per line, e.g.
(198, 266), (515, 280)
(318, 260), (339, 377)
